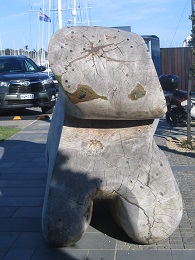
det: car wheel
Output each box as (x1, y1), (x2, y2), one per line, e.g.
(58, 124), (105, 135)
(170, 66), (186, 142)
(41, 106), (54, 114)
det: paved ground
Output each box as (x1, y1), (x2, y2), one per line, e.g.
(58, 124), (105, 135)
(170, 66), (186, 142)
(0, 116), (195, 260)
(0, 108), (49, 129)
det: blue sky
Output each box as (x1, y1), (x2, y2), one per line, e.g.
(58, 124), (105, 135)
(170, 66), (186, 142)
(0, 0), (192, 51)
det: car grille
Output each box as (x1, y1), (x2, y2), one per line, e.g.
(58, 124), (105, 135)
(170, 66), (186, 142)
(9, 83), (43, 94)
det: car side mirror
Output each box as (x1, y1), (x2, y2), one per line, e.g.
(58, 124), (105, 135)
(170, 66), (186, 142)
(39, 66), (46, 72)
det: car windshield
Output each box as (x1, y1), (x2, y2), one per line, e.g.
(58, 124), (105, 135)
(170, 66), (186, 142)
(0, 57), (40, 74)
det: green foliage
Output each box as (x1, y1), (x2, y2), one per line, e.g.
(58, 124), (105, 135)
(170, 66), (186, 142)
(191, 64), (195, 78)
(189, 14), (195, 21)
(0, 126), (21, 142)
(189, 14), (195, 77)
(180, 138), (195, 150)
(188, 15), (195, 48)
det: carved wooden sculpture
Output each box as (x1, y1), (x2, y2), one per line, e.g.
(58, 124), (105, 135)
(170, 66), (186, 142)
(42, 26), (183, 247)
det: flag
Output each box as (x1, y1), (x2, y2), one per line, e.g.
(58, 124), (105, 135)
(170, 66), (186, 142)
(39, 12), (51, 22)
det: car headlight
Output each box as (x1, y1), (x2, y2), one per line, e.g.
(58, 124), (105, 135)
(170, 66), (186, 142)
(41, 77), (53, 86)
(0, 81), (9, 87)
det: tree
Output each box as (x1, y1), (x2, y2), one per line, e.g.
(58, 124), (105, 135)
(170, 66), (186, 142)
(186, 12), (195, 143)
(189, 11), (195, 75)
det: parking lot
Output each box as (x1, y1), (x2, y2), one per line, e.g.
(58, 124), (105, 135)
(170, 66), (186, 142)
(0, 108), (51, 129)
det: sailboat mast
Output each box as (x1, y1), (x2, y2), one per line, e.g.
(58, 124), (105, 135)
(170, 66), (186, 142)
(72, 0), (77, 26)
(58, 0), (63, 29)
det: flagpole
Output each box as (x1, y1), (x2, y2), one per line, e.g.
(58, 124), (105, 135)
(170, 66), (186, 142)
(38, 10), (42, 65)
(47, 0), (51, 73)
(41, 0), (45, 65)
(48, 0), (51, 44)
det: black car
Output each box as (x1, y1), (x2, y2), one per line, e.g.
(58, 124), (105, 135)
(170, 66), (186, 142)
(43, 71), (59, 94)
(0, 55), (56, 113)
(49, 72), (59, 93)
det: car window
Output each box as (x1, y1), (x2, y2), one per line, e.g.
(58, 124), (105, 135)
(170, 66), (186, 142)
(24, 59), (38, 72)
(0, 60), (21, 72)
(0, 57), (39, 73)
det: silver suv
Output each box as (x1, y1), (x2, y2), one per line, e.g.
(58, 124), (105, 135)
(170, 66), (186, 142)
(0, 55), (56, 113)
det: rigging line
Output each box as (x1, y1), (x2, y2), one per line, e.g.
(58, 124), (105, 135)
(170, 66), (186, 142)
(169, 0), (189, 47)
(29, 0), (35, 10)
(78, 0), (83, 25)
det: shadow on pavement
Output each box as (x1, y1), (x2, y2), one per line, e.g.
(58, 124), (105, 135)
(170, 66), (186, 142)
(91, 200), (136, 244)
(158, 144), (195, 159)
(0, 108), (43, 117)
(155, 118), (195, 158)
(155, 118), (195, 139)
(0, 138), (135, 260)
(0, 139), (86, 260)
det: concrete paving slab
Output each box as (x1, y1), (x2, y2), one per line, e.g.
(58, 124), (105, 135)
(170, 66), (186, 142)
(0, 197), (43, 207)
(172, 250), (195, 260)
(0, 207), (18, 218)
(30, 248), (88, 260)
(12, 207), (42, 218)
(69, 233), (116, 250)
(115, 250), (173, 260)
(0, 179), (46, 188)
(1, 188), (45, 197)
(11, 232), (49, 249)
(0, 249), (9, 259)
(0, 232), (20, 247)
(2, 248), (34, 260)
(87, 250), (115, 260)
